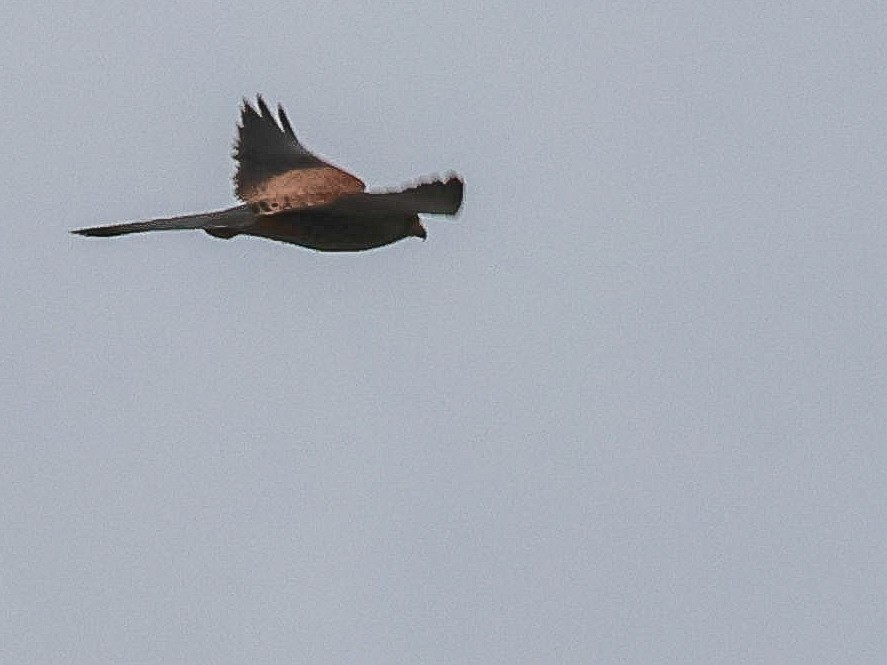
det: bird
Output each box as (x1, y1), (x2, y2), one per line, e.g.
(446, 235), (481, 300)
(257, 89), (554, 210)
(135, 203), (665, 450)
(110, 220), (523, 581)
(72, 96), (463, 251)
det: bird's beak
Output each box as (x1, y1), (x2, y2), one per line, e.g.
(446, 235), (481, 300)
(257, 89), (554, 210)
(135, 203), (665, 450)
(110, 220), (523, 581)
(411, 219), (427, 241)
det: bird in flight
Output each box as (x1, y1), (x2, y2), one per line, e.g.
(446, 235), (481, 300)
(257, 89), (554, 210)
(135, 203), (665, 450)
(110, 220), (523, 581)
(73, 96), (463, 251)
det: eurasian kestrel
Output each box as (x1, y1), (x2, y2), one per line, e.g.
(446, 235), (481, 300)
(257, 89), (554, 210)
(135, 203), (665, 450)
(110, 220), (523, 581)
(73, 96), (463, 251)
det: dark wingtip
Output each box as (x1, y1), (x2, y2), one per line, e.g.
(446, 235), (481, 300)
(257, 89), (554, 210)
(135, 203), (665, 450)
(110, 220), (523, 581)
(277, 103), (296, 138)
(241, 96), (256, 116)
(71, 227), (104, 237)
(256, 95), (274, 121)
(71, 224), (132, 237)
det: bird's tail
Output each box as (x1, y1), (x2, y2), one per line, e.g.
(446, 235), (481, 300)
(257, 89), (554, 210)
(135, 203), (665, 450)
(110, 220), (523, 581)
(71, 205), (254, 238)
(367, 175), (464, 215)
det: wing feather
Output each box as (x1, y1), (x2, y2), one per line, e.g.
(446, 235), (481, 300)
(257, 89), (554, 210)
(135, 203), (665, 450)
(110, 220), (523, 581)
(233, 96), (364, 214)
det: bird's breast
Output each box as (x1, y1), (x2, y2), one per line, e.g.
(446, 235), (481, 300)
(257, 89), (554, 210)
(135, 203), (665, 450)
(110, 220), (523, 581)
(244, 210), (411, 252)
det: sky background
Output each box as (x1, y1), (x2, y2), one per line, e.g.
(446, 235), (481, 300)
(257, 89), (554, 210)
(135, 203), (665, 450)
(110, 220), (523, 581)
(2, 2), (886, 663)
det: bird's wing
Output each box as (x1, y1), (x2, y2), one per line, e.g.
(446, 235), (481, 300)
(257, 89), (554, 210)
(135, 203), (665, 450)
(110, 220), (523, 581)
(72, 205), (254, 237)
(233, 96), (365, 214)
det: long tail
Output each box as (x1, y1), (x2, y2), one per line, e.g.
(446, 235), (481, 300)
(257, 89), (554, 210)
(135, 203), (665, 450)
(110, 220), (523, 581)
(366, 175), (464, 215)
(72, 205), (254, 237)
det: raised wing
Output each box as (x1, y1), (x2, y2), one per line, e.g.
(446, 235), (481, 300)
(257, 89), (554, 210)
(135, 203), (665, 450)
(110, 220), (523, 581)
(233, 96), (364, 214)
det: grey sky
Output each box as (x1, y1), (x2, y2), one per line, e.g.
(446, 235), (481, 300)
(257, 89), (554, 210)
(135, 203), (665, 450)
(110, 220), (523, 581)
(2, 1), (886, 663)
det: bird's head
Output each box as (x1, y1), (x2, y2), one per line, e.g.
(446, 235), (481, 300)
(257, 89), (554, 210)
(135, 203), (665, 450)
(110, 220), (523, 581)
(409, 217), (427, 241)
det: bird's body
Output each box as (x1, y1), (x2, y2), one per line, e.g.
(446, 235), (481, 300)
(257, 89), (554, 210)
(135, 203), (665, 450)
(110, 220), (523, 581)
(245, 208), (424, 252)
(73, 97), (463, 251)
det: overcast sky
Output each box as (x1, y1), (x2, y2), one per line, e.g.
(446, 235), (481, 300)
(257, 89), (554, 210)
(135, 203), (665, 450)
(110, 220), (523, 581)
(2, 2), (886, 663)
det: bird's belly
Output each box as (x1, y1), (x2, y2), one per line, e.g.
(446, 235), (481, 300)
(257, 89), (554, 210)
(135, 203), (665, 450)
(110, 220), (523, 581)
(245, 213), (404, 252)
